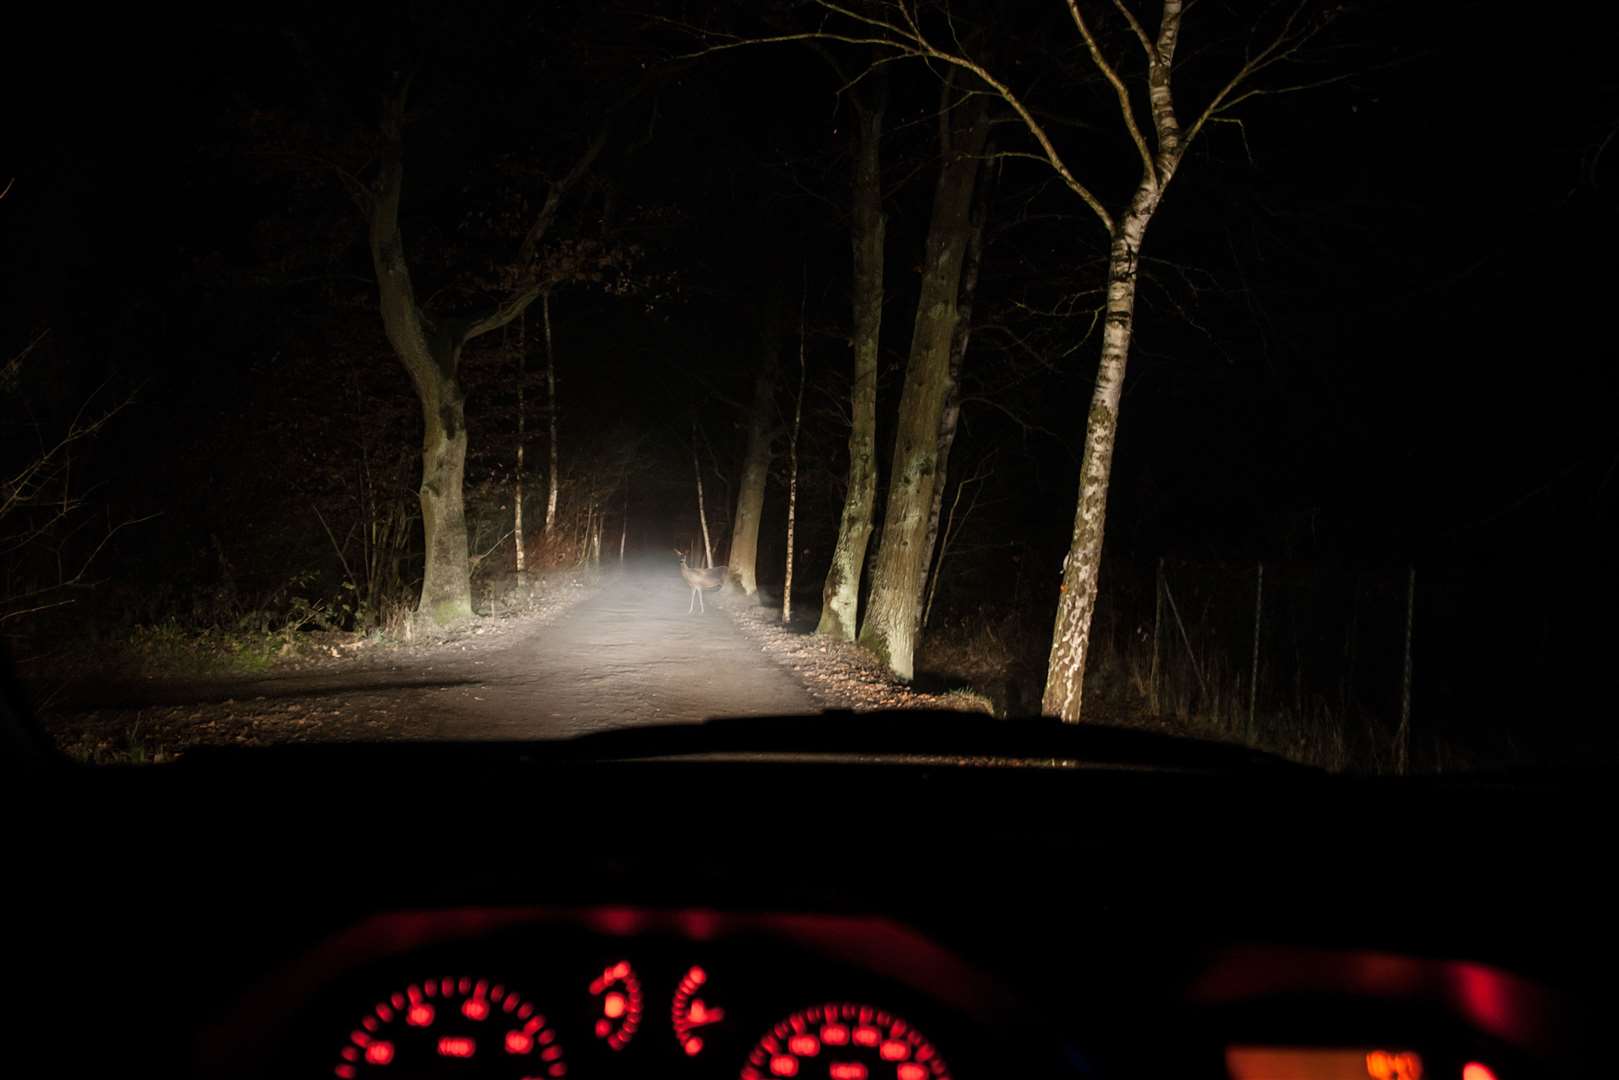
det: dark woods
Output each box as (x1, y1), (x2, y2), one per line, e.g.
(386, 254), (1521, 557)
(3, 1), (1616, 769)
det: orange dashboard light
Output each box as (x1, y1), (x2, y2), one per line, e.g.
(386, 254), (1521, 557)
(1366, 1050), (1423, 1080)
(462, 998), (489, 1021)
(604, 992), (626, 1019)
(684, 1036), (704, 1056)
(1461, 1065), (1497, 1080)
(1230, 1047), (1421, 1080)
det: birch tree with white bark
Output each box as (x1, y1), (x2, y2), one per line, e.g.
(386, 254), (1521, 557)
(697, 1), (1341, 711)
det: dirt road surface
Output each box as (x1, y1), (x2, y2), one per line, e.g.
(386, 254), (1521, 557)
(44, 562), (823, 753)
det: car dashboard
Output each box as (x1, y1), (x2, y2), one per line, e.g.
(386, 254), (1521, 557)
(8, 726), (1607, 1080)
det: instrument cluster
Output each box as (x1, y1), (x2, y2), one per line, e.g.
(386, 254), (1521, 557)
(207, 908), (1008, 1080)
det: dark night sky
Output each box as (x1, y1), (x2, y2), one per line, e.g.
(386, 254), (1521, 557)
(4, 2), (1616, 736)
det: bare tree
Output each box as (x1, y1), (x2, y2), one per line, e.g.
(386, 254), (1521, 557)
(542, 289), (561, 539)
(513, 316), (528, 586)
(368, 77), (608, 623)
(817, 65), (887, 641)
(1, 330), (152, 625)
(857, 87), (990, 678)
(696, 1), (1340, 708)
(693, 426), (715, 567)
(727, 314), (780, 594)
(783, 273), (808, 623)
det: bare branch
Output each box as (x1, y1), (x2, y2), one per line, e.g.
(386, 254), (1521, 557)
(1184, 2), (1321, 148)
(1110, 0), (1156, 57)
(677, 7), (1115, 231)
(519, 124), (611, 263)
(1067, 0), (1157, 183)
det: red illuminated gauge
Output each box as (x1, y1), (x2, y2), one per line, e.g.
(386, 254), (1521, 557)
(742, 1003), (950, 1080)
(672, 964), (728, 1057)
(331, 976), (565, 1079)
(588, 960), (643, 1051)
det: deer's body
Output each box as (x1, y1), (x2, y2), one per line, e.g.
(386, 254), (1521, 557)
(676, 550), (726, 613)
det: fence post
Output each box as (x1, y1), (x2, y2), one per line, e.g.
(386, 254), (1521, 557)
(1397, 563), (1415, 775)
(1248, 561), (1263, 742)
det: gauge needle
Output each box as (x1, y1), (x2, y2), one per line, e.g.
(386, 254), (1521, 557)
(686, 999), (725, 1027)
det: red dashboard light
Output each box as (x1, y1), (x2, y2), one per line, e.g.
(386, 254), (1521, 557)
(1461, 1065), (1497, 1080)
(436, 1036), (476, 1058)
(672, 961), (724, 1055)
(590, 961), (642, 1050)
(744, 1004), (949, 1080)
(334, 977), (561, 1078)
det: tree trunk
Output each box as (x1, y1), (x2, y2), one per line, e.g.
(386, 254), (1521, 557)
(727, 336), (777, 595)
(1042, 193), (1157, 718)
(543, 291), (560, 537)
(817, 89), (885, 641)
(514, 317), (526, 585)
(858, 97), (990, 679)
(694, 432), (714, 567)
(783, 277), (806, 624)
(918, 141), (994, 603)
(369, 89), (477, 625)
(413, 371), (474, 623)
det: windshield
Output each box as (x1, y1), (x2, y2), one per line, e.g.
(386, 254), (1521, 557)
(4, 2), (1613, 773)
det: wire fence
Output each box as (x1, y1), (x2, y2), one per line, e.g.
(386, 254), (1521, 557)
(1083, 553), (1585, 772)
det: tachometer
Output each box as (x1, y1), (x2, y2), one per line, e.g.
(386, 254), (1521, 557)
(331, 976), (566, 1078)
(742, 1003), (950, 1080)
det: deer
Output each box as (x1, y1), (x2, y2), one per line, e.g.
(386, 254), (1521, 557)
(675, 549), (726, 614)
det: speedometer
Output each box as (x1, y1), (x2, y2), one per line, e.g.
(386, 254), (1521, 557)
(742, 1003), (951, 1080)
(331, 976), (566, 1078)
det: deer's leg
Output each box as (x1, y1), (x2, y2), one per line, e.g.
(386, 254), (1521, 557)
(698, 589), (706, 614)
(688, 588), (697, 614)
